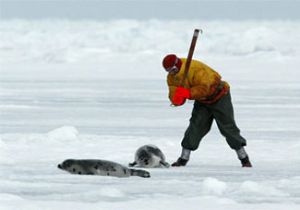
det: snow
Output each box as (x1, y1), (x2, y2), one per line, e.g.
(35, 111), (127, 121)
(0, 19), (300, 210)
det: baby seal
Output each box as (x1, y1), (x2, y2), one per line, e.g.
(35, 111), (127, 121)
(58, 159), (150, 178)
(129, 144), (170, 168)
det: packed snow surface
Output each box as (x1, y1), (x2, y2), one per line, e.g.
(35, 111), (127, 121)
(0, 19), (300, 210)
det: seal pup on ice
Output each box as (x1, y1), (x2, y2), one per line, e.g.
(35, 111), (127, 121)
(129, 144), (170, 168)
(58, 159), (150, 178)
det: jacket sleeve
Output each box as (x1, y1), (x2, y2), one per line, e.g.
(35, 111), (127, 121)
(189, 69), (211, 100)
(167, 75), (177, 103)
(168, 86), (177, 102)
(190, 85), (210, 100)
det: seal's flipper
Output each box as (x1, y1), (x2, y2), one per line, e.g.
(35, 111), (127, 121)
(129, 161), (137, 167)
(130, 169), (150, 178)
(160, 160), (170, 168)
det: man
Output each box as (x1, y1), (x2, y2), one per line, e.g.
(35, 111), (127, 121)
(162, 54), (252, 167)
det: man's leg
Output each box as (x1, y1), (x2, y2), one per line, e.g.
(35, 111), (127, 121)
(172, 101), (213, 166)
(211, 91), (252, 167)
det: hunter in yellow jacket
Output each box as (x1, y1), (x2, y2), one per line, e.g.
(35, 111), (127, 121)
(162, 54), (252, 167)
(167, 58), (230, 105)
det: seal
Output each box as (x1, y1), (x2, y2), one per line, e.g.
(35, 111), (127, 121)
(58, 159), (150, 178)
(129, 144), (170, 168)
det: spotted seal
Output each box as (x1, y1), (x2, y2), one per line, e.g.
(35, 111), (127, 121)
(129, 144), (170, 168)
(58, 159), (150, 178)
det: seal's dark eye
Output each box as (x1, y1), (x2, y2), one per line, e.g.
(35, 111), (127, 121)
(72, 168), (76, 172)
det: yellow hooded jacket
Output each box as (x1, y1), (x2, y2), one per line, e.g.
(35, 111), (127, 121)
(167, 58), (230, 104)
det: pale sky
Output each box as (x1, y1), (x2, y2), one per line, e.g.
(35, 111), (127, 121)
(0, 0), (299, 20)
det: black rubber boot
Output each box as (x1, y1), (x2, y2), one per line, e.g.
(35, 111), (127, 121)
(240, 156), (252, 167)
(171, 158), (188, 167)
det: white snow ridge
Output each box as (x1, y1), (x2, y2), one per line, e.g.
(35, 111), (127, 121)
(0, 19), (300, 210)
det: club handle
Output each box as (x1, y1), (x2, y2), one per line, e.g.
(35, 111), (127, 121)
(180, 29), (202, 87)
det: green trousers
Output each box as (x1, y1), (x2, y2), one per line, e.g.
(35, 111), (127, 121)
(181, 91), (247, 151)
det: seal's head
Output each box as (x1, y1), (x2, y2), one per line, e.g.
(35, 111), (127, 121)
(58, 159), (87, 175)
(137, 150), (155, 167)
(57, 159), (75, 171)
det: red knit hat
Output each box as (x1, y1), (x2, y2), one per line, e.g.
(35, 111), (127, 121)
(162, 54), (182, 72)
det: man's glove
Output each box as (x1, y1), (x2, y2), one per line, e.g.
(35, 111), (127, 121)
(175, 87), (191, 98)
(172, 87), (191, 106)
